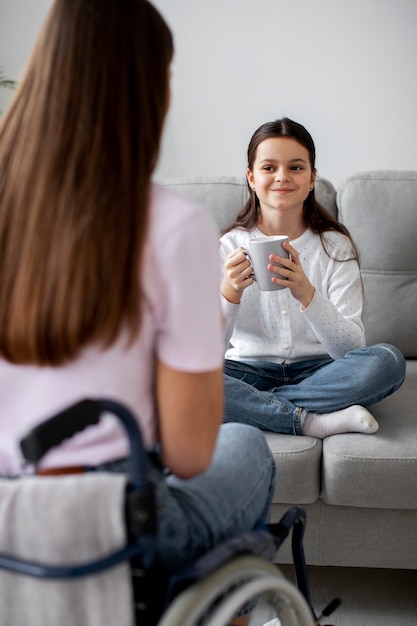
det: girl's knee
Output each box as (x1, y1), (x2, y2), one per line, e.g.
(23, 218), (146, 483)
(369, 343), (406, 382)
(221, 421), (268, 448)
(372, 342), (405, 364)
(219, 423), (274, 470)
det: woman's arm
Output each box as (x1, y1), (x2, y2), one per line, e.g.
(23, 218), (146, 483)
(156, 359), (223, 479)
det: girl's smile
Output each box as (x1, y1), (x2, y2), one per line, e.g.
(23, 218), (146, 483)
(247, 136), (316, 219)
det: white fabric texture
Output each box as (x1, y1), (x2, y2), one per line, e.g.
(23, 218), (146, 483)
(0, 473), (134, 626)
(220, 226), (365, 363)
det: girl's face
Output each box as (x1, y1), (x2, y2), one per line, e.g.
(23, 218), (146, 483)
(247, 137), (316, 219)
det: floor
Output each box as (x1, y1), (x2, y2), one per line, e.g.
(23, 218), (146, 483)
(279, 564), (417, 625)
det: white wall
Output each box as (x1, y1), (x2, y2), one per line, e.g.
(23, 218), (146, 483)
(1, 0), (416, 187)
(0, 0), (52, 109)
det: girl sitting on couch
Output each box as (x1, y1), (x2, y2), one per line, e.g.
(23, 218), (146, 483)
(220, 117), (405, 438)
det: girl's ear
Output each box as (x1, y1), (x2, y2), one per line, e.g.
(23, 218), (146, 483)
(310, 168), (317, 188)
(246, 168), (254, 187)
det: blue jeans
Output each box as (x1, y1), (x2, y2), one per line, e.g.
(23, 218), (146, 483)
(153, 422), (276, 573)
(91, 424), (275, 574)
(224, 343), (406, 435)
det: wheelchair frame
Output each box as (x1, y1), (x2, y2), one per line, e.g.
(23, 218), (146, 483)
(0, 398), (335, 625)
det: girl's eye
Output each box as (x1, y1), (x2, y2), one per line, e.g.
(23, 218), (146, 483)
(263, 166), (274, 172)
(291, 165), (303, 171)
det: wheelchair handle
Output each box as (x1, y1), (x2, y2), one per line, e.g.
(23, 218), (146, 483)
(19, 398), (150, 492)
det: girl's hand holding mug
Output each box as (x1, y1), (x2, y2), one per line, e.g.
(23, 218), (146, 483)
(221, 247), (254, 304)
(270, 241), (315, 309)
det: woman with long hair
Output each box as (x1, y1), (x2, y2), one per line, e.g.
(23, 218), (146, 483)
(0, 0), (275, 585)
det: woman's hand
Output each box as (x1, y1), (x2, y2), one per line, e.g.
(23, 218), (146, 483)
(221, 246), (254, 304)
(269, 241), (315, 309)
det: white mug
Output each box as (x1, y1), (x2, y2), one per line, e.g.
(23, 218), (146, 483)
(248, 235), (289, 291)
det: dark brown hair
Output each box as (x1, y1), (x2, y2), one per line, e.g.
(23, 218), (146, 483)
(0, 0), (174, 365)
(223, 117), (359, 263)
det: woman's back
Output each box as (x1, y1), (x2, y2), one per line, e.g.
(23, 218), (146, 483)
(0, 185), (223, 474)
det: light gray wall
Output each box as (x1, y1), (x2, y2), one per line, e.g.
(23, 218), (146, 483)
(1, 0), (416, 187)
(0, 0), (52, 109)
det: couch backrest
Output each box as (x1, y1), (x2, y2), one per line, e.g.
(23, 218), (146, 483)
(337, 171), (417, 357)
(159, 172), (416, 357)
(159, 176), (337, 232)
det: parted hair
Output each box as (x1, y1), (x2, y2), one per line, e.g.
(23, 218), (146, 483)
(0, 0), (174, 365)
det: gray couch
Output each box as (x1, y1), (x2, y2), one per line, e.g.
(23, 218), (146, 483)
(160, 171), (417, 570)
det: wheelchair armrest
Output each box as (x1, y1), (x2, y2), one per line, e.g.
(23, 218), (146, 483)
(20, 399), (101, 463)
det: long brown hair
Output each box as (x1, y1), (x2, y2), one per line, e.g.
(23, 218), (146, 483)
(223, 118), (359, 262)
(0, 0), (174, 365)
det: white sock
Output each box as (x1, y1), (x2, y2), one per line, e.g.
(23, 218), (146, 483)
(303, 405), (379, 439)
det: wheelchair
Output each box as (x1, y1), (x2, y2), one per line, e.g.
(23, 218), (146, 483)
(0, 399), (338, 625)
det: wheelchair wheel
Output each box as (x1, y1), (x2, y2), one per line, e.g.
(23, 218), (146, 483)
(157, 554), (315, 626)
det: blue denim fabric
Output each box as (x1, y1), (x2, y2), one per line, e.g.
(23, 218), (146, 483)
(85, 424), (276, 575)
(224, 343), (406, 435)
(153, 422), (276, 573)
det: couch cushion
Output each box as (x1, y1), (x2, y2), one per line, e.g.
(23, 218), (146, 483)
(159, 176), (337, 232)
(314, 177), (337, 218)
(337, 170), (417, 357)
(321, 359), (417, 509)
(264, 433), (322, 504)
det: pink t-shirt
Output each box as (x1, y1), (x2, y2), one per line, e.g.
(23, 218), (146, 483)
(0, 185), (223, 473)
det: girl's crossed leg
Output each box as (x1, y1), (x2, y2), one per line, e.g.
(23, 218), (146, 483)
(224, 343), (406, 437)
